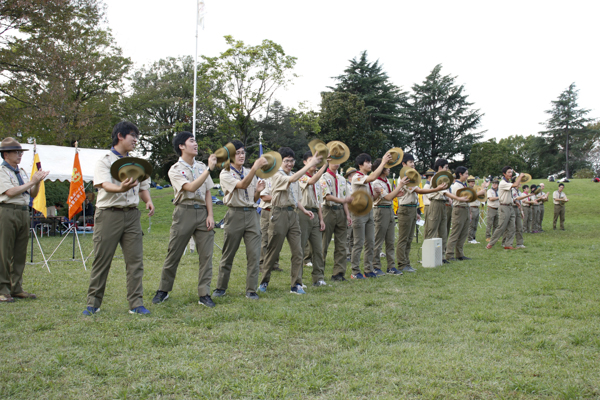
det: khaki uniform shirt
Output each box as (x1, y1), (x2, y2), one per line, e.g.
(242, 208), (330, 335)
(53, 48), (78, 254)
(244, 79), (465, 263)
(487, 188), (499, 208)
(0, 164), (30, 205)
(168, 158), (213, 206)
(258, 178), (273, 209)
(397, 185), (418, 205)
(299, 174), (321, 209)
(553, 190), (566, 205)
(498, 179), (513, 205)
(271, 169), (298, 208)
(320, 169), (347, 207)
(95, 152), (151, 209)
(220, 166), (258, 208)
(351, 172), (374, 197)
(422, 182), (431, 206)
(511, 188), (522, 207)
(450, 181), (469, 207)
(372, 177), (393, 206)
(522, 193), (532, 207)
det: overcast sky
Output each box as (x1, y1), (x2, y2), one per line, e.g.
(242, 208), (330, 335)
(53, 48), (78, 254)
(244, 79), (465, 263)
(103, 0), (598, 141)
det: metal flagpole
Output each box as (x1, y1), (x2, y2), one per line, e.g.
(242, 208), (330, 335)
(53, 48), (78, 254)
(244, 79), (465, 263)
(192, 1), (199, 139)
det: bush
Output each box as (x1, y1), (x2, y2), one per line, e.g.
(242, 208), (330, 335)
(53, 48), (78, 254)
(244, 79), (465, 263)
(44, 180), (70, 207)
(573, 168), (595, 179)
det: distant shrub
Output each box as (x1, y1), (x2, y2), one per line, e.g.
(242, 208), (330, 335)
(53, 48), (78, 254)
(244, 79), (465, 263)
(573, 168), (595, 179)
(44, 180), (70, 206)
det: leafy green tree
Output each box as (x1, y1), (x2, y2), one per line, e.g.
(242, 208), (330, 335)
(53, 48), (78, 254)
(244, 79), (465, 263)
(469, 139), (515, 178)
(540, 83), (594, 178)
(329, 51), (409, 149)
(405, 64), (484, 170)
(0, 0), (130, 147)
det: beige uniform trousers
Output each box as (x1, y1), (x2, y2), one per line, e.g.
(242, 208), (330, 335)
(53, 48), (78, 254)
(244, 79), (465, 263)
(158, 205), (214, 297)
(446, 206), (470, 259)
(298, 208), (324, 284)
(424, 200), (448, 252)
(446, 205), (453, 234)
(422, 204), (429, 234)
(0, 205), (29, 296)
(259, 209), (279, 270)
(322, 205), (348, 277)
(351, 210), (375, 275)
(217, 208), (261, 294)
(509, 207), (524, 247)
(87, 208), (145, 309)
(396, 205), (417, 269)
(532, 205), (540, 231)
(373, 206), (395, 270)
(539, 204), (545, 229)
(260, 207), (303, 287)
(523, 206), (532, 233)
(346, 218), (354, 259)
(553, 204), (565, 229)
(489, 205), (515, 247)
(468, 206), (480, 241)
(485, 207), (499, 239)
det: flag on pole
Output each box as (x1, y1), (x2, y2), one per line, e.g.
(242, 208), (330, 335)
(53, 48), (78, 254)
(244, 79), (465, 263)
(67, 150), (86, 220)
(198, 0), (206, 29)
(30, 151), (47, 217)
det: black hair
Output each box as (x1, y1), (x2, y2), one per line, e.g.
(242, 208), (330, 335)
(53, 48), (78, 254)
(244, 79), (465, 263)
(303, 151), (312, 161)
(172, 131), (194, 157)
(355, 153), (371, 167)
(455, 166), (468, 178)
(111, 121), (139, 147)
(278, 147), (295, 159)
(372, 158), (383, 171)
(231, 140), (244, 151)
(558, 183), (565, 188)
(523, 185), (529, 190)
(502, 166), (512, 175)
(402, 154), (415, 164)
(434, 158), (448, 171)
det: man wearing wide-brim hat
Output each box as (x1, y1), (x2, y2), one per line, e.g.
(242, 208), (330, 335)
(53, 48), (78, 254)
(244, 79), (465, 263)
(395, 154), (449, 273)
(466, 176), (481, 244)
(0, 138), (49, 303)
(485, 178), (500, 242)
(446, 167), (488, 261)
(83, 121), (155, 316)
(420, 168), (435, 236)
(343, 167), (358, 263)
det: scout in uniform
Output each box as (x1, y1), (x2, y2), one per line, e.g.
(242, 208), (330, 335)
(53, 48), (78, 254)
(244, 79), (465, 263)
(0, 138), (49, 303)
(521, 185), (533, 233)
(259, 147), (322, 294)
(344, 168), (357, 262)
(320, 151), (352, 282)
(212, 140), (268, 300)
(298, 147), (329, 287)
(538, 183), (549, 231)
(445, 168), (488, 261)
(467, 176), (481, 244)
(84, 121), (155, 315)
(529, 185), (541, 233)
(486, 167), (525, 250)
(396, 155), (448, 272)
(152, 131), (217, 307)
(258, 177), (281, 272)
(553, 183), (569, 230)
(509, 182), (529, 249)
(350, 152), (393, 279)
(485, 178), (500, 242)
(421, 169), (435, 224)
(371, 154), (409, 275)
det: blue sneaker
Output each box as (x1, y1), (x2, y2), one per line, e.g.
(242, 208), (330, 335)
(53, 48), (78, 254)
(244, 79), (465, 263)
(258, 283), (268, 293)
(290, 285), (306, 295)
(351, 273), (365, 279)
(129, 306), (150, 315)
(364, 272), (378, 278)
(374, 268), (386, 276)
(386, 267), (403, 275)
(82, 306), (99, 316)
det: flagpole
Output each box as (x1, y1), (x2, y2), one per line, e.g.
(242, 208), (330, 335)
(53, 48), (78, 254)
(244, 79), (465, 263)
(192, 1), (200, 139)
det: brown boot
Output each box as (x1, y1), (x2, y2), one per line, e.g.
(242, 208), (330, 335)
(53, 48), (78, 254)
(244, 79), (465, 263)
(0, 294), (15, 302)
(11, 291), (37, 299)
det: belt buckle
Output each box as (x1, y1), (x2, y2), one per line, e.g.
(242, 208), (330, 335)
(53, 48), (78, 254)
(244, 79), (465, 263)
(194, 204), (200, 209)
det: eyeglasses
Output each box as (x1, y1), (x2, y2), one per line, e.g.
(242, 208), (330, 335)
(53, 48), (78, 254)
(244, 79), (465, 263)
(235, 150), (246, 155)
(283, 159), (295, 164)
(12, 150), (24, 155)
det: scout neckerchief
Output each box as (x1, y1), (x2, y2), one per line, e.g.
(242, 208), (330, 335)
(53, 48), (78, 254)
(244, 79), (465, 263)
(2, 160), (24, 186)
(306, 172), (318, 205)
(278, 168), (297, 207)
(230, 165), (250, 203)
(356, 171), (373, 197)
(377, 176), (391, 194)
(327, 168), (338, 196)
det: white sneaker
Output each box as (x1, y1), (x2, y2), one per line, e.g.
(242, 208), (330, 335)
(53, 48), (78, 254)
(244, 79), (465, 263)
(516, 244), (526, 249)
(379, 252), (386, 257)
(313, 280), (327, 287)
(305, 262), (313, 267)
(301, 284), (307, 289)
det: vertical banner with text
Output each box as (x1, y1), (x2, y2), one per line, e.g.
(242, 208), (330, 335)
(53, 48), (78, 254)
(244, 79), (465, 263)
(31, 152), (47, 217)
(68, 152), (85, 220)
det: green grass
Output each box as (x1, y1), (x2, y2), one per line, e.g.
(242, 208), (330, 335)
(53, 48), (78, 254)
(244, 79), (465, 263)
(2, 180), (599, 399)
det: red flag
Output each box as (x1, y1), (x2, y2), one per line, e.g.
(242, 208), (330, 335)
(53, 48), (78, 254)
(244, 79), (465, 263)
(68, 152), (86, 220)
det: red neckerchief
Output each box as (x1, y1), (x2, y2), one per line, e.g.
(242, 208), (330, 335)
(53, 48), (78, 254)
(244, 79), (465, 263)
(377, 176), (391, 194)
(306, 173), (318, 203)
(356, 171), (373, 196)
(327, 168), (338, 197)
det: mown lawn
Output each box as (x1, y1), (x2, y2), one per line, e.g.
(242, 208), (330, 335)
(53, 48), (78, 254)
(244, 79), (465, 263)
(1, 179), (599, 399)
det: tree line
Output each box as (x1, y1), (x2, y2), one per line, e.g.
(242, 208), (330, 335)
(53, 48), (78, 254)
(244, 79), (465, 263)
(1, 0), (598, 180)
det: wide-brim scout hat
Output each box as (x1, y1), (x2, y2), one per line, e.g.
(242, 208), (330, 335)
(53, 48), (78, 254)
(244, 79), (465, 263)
(399, 166), (422, 188)
(215, 142), (236, 168)
(348, 190), (373, 216)
(0, 137), (29, 152)
(385, 147), (404, 168)
(457, 187), (477, 203)
(531, 185), (541, 195)
(110, 157), (153, 182)
(492, 177), (500, 183)
(467, 175), (476, 182)
(326, 141), (350, 165)
(431, 170), (454, 188)
(424, 168), (435, 177)
(517, 172), (532, 183)
(308, 139), (328, 168)
(344, 167), (357, 179)
(475, 185), (487, 202)
(255, 151), (282, 179)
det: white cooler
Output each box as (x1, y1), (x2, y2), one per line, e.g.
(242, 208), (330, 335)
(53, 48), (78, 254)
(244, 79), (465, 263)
(422, 238), (442, 268)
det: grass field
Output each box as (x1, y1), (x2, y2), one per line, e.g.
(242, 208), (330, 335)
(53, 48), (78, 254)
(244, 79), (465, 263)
(1, 179), (599, 399)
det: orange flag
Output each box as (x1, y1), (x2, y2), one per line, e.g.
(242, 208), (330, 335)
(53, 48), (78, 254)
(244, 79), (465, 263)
(67, 151), (86, 220)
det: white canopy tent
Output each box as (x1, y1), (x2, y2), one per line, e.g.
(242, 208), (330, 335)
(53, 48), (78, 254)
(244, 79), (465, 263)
(20, 143), (109, 182)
